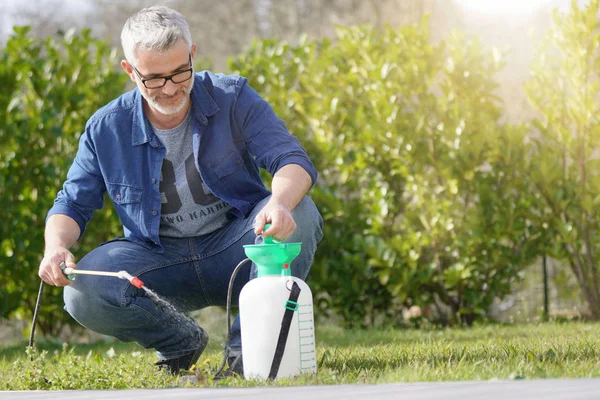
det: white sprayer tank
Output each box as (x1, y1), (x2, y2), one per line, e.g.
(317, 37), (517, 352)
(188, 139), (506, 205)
(239, 274), (317, 380)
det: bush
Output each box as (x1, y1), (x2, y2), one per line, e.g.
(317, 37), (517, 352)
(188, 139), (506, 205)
(525, 0), (600, 318)
(0, 27), (127, 334)
(230, 21), (542, 326)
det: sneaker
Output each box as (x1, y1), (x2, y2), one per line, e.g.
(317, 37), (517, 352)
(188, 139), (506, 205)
(155, 328), (209, 375)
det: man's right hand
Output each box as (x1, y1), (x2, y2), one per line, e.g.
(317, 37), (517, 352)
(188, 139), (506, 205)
(38, 248), (76, 287)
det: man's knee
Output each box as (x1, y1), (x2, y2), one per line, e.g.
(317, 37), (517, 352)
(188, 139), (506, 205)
(64, 284), (98, 329)
(290, 196), (323, 242)
(63, 280), (121, 333)
(286, 196), (323, 280)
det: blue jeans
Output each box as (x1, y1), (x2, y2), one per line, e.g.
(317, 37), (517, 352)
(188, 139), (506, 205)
(63, 196), (323, 359)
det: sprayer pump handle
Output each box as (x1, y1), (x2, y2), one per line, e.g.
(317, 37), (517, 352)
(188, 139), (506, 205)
(262, 223), (277, 244)
(59, 261), (67, 274)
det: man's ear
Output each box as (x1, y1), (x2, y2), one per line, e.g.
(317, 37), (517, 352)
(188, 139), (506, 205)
(121, 60), (135, 82)
(191, 44), (197, 62)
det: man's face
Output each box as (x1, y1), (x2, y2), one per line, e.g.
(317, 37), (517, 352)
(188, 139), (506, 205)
(123, 41), (196, 116)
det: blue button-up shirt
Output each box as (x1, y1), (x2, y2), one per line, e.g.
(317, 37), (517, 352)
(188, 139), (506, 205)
(47, 71), (317, 253)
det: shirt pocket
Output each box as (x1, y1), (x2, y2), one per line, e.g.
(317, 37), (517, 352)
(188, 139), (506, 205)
(106, 183), (144, 231)
(106, 183), (143, 204)
(211, 150), (245, 178)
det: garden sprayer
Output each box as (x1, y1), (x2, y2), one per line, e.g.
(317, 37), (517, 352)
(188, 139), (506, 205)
(238, 226), (317, 380)
(29, 225), (317, 381)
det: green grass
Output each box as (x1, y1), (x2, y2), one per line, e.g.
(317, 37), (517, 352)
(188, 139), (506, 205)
(2, 322), (600, 389)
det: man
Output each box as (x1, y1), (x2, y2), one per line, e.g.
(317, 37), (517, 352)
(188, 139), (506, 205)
(38, 5), (323, 376)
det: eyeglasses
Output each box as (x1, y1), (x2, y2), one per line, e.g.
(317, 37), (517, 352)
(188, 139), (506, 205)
(132, 54), (193, 89)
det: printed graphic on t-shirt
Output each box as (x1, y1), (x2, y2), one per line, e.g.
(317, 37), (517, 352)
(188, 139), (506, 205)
(158, 153), (232, 237)
(153, 110), (232, 238)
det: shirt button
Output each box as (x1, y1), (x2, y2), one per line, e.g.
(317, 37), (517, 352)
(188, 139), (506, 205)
(152, 179), (157, 184)
(152, 210), (158, 216)
(116, 193), (121, 200)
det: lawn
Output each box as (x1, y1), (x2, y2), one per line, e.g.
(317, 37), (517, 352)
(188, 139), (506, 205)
(1, 322), (600, 389)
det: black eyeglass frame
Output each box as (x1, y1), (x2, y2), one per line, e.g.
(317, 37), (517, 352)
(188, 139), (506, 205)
(132, 54), (193, 89)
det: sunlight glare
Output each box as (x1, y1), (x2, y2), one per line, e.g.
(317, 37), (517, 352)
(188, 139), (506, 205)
(455, 0), (555, 16)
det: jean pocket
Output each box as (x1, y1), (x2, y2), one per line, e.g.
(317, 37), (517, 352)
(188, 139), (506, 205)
(99, 237), (130, 247)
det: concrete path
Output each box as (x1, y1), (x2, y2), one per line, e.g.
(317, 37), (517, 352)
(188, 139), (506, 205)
(3, 379), (600, 399)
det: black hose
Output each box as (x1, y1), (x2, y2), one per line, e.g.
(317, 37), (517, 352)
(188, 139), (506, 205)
(29, 262), (68, 353)
(28, 280), (45, 358)
(213, 257), (252, 379)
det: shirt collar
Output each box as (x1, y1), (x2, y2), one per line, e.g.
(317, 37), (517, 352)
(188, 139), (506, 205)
(131, 75), (220, 146)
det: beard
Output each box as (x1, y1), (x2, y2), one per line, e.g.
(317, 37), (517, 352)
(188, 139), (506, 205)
(141, 74), (194, 116)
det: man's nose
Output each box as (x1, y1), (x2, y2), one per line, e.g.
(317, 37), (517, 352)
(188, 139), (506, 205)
(162, 79), (178, 96)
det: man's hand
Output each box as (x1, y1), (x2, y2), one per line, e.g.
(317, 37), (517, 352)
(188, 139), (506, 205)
(254, 164), (311, 241)
(254, 197), (297, 241)
(38, 247), (76, 287)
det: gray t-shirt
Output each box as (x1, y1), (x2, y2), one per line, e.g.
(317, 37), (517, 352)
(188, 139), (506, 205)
(154, 110), (233, 237)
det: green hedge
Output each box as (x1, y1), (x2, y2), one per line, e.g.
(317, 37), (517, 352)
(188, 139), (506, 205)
(0, 27), (126, 335)
(230, 21), (543, 327)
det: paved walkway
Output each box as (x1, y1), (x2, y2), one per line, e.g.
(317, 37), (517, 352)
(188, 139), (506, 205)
(3, 379), (600, 399)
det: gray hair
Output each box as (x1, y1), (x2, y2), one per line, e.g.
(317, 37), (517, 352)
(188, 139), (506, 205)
(121, 5), (192, 65)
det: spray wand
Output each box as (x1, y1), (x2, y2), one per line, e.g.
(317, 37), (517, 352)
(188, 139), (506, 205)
(29, 262), (145, 353)
(59, 262), (145, 288)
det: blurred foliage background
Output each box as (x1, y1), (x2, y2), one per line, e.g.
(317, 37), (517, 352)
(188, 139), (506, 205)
(1, 0), (599, 337)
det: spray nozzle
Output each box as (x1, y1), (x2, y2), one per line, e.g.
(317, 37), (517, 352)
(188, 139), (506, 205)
(117, 271), (145, 288)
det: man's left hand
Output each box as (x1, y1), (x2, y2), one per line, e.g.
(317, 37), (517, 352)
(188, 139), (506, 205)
(254, 198), (297, 241)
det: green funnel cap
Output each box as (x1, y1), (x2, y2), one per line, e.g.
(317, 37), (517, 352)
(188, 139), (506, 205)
(243, 224), (302, 277)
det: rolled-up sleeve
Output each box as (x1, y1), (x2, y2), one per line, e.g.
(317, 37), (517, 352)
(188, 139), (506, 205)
(46, 123), (106, 240)
(233, 78), (318, 186)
